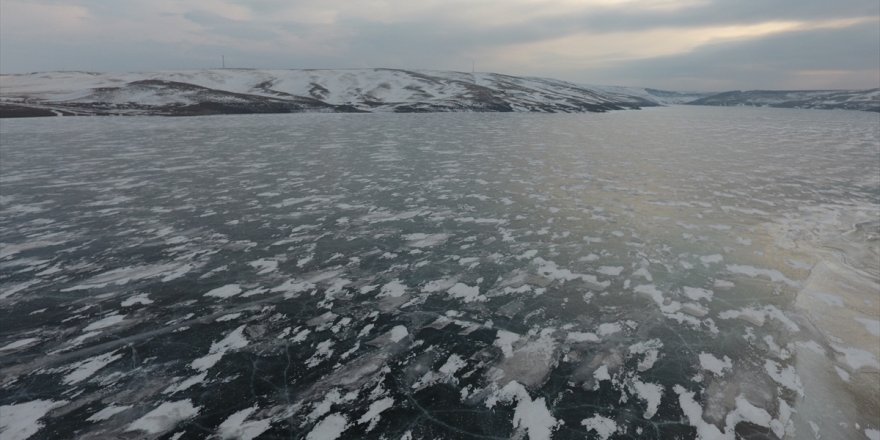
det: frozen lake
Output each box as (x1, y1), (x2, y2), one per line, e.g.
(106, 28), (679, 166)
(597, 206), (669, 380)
(1, 107), (878, 440)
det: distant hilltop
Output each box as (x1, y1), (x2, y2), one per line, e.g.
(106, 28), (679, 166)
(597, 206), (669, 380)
(0, 69), (877, 117)
(688, 89), (880, 113)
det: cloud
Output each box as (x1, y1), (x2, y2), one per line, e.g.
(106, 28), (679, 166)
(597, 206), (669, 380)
(183, 11), (278, 41)
(0, 0), (877, 89)
(586, 20), (880, 90)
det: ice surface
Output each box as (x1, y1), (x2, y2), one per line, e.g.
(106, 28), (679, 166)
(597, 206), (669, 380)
(1, 107), (877, 439)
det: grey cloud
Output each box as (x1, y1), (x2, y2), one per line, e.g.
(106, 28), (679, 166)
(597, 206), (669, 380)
(325, 0), (880, 72)
(583, 21), (880, 90)
(333, 0), (879, 48)
(183, 10), (279, 40)
(1, 0), (877, 90)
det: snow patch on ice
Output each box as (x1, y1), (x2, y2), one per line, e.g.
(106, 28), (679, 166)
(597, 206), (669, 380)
(216, 406), (272, 440)
(488, 381), (561, 440)
(495, 330), (520, 357)
(597, 266), (624, 276)
(121, 293), (153, 307)
(447, 283), (486, 302)
(163, 372), (208, 394)
(0, 337), (39, 351)
(581, 414), (618, 440)
(83, 314), (125, 332)
(629, 339), (663, 371)
(379, 280), (407, 298)
(855, 318), (880, 337)
(566, 331), (600, 343)
(403, 233), (448, 248)
(631, 380), (663, 419)
(683, 287), (713, 302)
(306, 414), (348, 440)
(87, 404), (132, 422)
(698, 352), (732, 376)
(126, 400), (200, 435)
(248, 259), (278, 275)
(0, 399), (67, 440)
(832, 344), (880, 371)
(357, 397), (394, 432)
(204, 284), (243, 299)
(61, 263), (188, 290)
(62, 350), (123, 384)
(191, 325), (249, 371)
(389, 325), (409, 343)
(764, 359), (804, 397)
(718, 305), (800, 332)
(726, 264), (798, 287)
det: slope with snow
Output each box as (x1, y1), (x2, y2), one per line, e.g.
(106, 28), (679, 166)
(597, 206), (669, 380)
(687, 89), (880, 112)
(0, 69), (657, 117)
(585, 85), (715, 105)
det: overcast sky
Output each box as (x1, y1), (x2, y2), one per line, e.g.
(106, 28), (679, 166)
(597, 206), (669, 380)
(1, 0), (878, 90)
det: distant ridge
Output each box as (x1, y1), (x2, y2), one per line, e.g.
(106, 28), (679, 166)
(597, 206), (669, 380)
(686, 89), (880, 112)
(1, 69), (876, 117)
(0, 68), (658, 117)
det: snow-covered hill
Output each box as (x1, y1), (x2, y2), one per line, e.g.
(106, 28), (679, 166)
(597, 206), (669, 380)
(586, 85), (714, 105)
(687, 89), (880, 112)
(0, 69), (659, 117)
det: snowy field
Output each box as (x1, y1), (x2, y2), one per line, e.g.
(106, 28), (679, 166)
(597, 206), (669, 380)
(1, 107), (878, 439)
